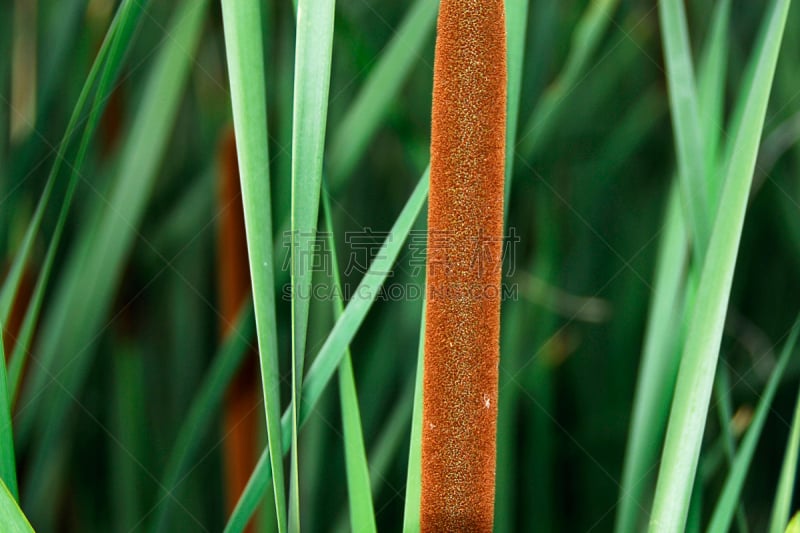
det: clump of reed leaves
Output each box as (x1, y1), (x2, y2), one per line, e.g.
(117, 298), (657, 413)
(1, 0), (800, 531)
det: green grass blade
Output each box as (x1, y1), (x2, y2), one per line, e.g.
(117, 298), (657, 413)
(0, 479), (33, 533)
(697, 0), (731, 202)
(517, 0), (620, 159)
(151, 303), (254, 532)
(288, 1), (336, 529)
(299, 170), (427, 420)
(649, 1), (792, 530)
(6, 0), (146, 400)
(713, 366), (750, 533)
(331, 348), (418, 533)
(12, 0), (151, 424)
(327, 0), (437, 188)
(503, 0), (529, 208)
(615, 4), (734, 528)
(332, 376), (414, 530)
(658, 0), (710, 259)
(220, 0), (286, 529)
(224, 169), (429, 532)
(0, 333), (17, 499)
(18, 0), (209, 522)
(402, 301), (425, 533)
(0, 0), (145, 327)
(706, 319), (800, 533)
(768, 375), (800, 533)
(321, 190), (377, 532)
(615, 183), (688, 533)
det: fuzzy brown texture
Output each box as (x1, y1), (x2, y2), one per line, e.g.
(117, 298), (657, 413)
(421, 0), (507, 531)
(217, 128), (259, 533)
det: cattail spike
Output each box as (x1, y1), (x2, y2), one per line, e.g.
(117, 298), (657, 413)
(421, 0), (507, 530)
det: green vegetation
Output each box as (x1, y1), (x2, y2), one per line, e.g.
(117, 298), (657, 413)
(1, 0), (799, 531)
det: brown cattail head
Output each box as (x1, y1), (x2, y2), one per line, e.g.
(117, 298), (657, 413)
(217, 127), (259, 533)
(421, 0), (506, 531)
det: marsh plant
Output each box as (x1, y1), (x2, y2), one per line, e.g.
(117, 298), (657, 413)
(0, 0), (799, 531)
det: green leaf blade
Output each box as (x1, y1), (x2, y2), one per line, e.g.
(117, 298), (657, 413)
(707, 319), (800, 533)
(0, 479), (33, 533)
(658, 0), (710, 258)
(288, 1), (337, 529)
(225, 169), (429, 532)
(220, 0), (287, 529)
(769, 376), (800, 533)
(17, 1), (209, 525)
(649, 1), (793, 530)
(402, 302), (425, 533)
(0, 333), (17, 500)
(322, 191), (377, 533)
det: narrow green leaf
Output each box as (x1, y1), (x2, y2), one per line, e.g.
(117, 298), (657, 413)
(18, 0), (209, 522)
(332, 374), (415, 529)
(0, 0), (145, 329)
(299, 171), (427, 420)
(288, 1), (336, 529)
(615, 183), (688, 533)
(712, 366), (750, 533)
(0, 332), (17, 499)
(768, 376), (800, 533)
(321, 190), (377, 532)
(7, 0), (147, 400)
(503, 0), (529, 208)
(330, 327), (420, 533)
(707, 319), (800, 533)
(658, 0), (710, 259)
(0, 479), (33, 533)
(225, 169), (429, 533)
(327, 0), (437, 188)
(402, 301), (425, 533)
(220, 0), (286, 529)
(697, 0), (731, 203)
(615, 3), (734, 529)
(649, 1), (792, 530)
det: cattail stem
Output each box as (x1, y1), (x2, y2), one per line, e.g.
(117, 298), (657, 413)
(217, 127), (259, 533)
(421, 0), (506, 530)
